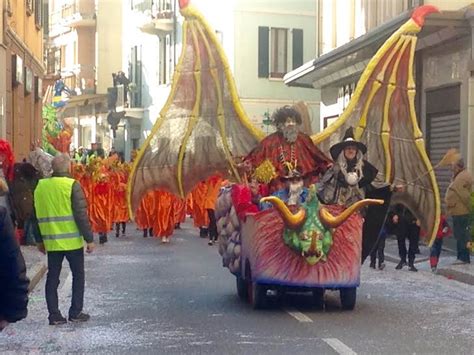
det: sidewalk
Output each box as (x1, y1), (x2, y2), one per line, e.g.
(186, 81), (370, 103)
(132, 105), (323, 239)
(383, 236), (474, 285)
(20, 245), (47, 293)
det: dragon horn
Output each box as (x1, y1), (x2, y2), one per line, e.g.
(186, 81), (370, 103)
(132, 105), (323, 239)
(319, 199), (385, 228)
(260, 196), (306, 230)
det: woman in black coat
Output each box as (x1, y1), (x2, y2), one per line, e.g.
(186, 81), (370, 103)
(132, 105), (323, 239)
(0, 206), (29, 331)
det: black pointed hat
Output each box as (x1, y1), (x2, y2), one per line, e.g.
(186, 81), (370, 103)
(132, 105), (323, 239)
(329, 127), (367, 160)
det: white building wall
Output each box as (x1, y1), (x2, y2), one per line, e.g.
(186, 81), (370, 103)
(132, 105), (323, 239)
(97, 0), (123, 94)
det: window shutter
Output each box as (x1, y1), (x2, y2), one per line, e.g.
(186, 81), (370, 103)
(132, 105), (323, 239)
(258, 26), (269, 78)
(292, 29), (303, 70)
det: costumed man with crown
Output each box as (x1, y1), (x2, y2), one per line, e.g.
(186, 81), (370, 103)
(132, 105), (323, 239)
(244, 106), (331, 191)
(318, 127), (398, 262)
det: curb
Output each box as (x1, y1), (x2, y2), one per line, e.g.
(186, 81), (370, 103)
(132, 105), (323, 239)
(27, 262), (47, 293)
(436, 268), (474, 286)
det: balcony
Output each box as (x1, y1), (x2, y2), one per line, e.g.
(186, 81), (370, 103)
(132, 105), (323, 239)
(134, 0), (175, 35)
(49, 0), (96, 35)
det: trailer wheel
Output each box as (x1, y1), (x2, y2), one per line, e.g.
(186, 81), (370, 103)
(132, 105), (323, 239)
(312, 288), (325, 310)
(250, 282), (267, 309)
(236, 276), (247, 300)
(340, 287), (357, 310)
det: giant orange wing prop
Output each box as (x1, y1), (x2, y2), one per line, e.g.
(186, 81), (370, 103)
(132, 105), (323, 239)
(312, 6), (441, 246)
(127, 0), (264, 216)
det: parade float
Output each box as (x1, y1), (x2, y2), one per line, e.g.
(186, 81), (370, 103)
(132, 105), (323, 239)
(128, 1), (441, 309)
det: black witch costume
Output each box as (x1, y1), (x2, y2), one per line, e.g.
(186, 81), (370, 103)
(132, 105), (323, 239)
(318, 127), (393, 262)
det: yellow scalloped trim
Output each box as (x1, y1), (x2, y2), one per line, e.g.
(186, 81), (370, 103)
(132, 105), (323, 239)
(181, 5), (265, 142)
(312, 19), (421, 144)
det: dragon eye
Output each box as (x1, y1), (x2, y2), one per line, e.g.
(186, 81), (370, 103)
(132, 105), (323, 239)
(300, 233), (310, 241)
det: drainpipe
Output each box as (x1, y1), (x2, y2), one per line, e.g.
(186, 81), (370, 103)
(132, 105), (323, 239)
(466, 7), (474, 172)
(173, 0), (177, 69)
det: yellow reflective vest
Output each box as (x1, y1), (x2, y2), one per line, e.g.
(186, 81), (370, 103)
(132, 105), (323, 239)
(34, 177), (84, 252)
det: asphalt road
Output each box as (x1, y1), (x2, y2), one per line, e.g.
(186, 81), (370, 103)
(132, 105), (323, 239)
(1, 221), (472, 354)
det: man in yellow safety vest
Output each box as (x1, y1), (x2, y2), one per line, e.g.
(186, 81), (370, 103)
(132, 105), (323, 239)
(32, 153), (95, 325)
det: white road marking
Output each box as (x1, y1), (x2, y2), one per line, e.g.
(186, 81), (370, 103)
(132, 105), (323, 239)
(59, 270), (72, 298)
(323, 338), (357, 355)
(283, 308), (313, 322)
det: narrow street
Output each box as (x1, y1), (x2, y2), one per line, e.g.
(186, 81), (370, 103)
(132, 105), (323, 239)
(1, 221), (472, 354)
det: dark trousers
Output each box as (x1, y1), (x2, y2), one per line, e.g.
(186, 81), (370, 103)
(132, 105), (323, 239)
(397, 233), (418, 265)
(115, 222), (126, 235)
(430, 238), (443, 268)
(453, 215), (471, 263)
(46, 248), (85, 318)
(207, 209), (218, 242)
(370, 237), (385, 265)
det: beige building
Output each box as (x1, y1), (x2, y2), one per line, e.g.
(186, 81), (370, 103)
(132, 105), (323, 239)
(45, 0), (123, 152)
(285, 0), (474, 199)
(1, 0), (45, 159)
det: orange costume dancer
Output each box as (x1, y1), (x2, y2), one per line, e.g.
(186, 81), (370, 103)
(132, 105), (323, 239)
(110, 162), (130, 238)
(135, 190), (156, 238)
(204, 175), (223, 245)
(151, 190), (176, 243)
(190, 180), (209, 238)
(89, 162), (113, 244)
(173, 196), (186, 229)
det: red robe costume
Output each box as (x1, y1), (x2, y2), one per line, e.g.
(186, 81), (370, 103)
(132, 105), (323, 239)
(151, 190), (175, 238)
(245, 131), (331, 192)
(190, 181), (209, 227)
(135, 190), (156, 230)
(111, 165), (129, 223)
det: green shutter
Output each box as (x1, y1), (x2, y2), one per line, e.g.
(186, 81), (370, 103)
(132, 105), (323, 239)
(292, 29), (303, 70)
(258, 26), (269, 78)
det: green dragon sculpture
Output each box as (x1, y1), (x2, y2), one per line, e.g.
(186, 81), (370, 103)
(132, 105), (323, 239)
(261, 184), (384, 266)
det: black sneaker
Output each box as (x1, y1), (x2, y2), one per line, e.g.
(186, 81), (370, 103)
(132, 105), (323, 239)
(68, 312), (90, 323)
(369, 262), (376, 269)
(49, 314), (67, 325)
(395, 261), (406, 270)
(409, 265), (418, 272)
(378, 263), (386, 270)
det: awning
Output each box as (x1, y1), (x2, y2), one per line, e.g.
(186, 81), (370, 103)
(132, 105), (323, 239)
(284, 9), (469, 89)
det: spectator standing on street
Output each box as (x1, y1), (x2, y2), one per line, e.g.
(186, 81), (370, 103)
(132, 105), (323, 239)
(429, 215), (451, 273)
(389, 205), (419, 272)
(32, 154), (95, 325)
(9, 162), (41, 245)
(0, 206), (29, 331)
(445, 159), (473, 264)
(370, 224), (387, 270)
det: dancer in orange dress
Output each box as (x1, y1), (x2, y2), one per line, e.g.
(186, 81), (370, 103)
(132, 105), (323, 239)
(135, 190), (156, 238)
(88, 160), (113, 244)
(151, 190), (175, 243)
(204, 174), (223, 245)
(110, 155), (130, 238)
(190, 180), (209, 238)
(173, 196), (186, 229)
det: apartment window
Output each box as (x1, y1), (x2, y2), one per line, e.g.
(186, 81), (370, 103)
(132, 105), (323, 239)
(131, 0), (152, 12)
(159, 35), (173, 85)
(35, 0), (43, 28)
(46, 47), (62, 74)
(26, 0), (33, 16)
(129, 46), (142, 108)
(258, 27), (303, 79)
(270, 28), (287, 78)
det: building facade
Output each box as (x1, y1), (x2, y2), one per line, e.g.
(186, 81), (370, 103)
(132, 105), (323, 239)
(285, 0), (474, 201)
(45, 0), (124, 154)
(1, 0), (45, 160)
(117, 0), (178, 160)
(123, 0), (320, 159)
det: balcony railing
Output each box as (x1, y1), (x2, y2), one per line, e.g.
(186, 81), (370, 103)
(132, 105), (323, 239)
(49, 0), (96, 34)
(132, 1), (174, 17)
